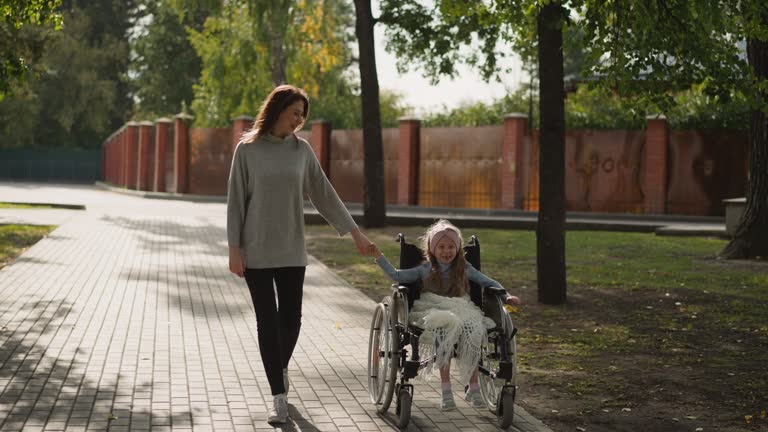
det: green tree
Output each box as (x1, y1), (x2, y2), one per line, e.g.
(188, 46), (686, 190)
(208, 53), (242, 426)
(0, 0), (136, 149)
(186, 0), (364, 128)
(380, 0), (567, 304)
(131, 0), (208, 118)
(170, 0), (294, 87)
(380, 0), (768, 303)
(353, 0), (386, 227)
(578, 1), (767, 258)
(0, 0), (62, 95)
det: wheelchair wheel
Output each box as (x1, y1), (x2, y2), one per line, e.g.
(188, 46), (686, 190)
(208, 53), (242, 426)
(395, 388), (412, 428)
(367, 297), (399, 413)
(478, 298), (517, 413)
(498, 387), (516, 429)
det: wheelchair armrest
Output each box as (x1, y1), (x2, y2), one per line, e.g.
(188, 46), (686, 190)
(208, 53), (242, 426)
(483, 285), (508, 297)
(396, 285), (410, 295)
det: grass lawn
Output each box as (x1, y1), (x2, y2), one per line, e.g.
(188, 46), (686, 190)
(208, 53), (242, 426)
(0, 203), (45, 209)
(305, 225), (768, 432)
(0, 224), (56, 269)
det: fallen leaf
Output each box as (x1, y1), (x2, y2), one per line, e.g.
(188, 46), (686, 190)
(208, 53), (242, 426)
(621, 408), (631, 412)
(577, 427), (586, 432)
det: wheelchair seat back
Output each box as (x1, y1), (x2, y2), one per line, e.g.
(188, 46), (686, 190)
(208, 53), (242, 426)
(396, 233), (483, 309)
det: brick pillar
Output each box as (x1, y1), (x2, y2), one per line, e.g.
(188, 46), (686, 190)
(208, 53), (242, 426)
(116, 129), (124, 185)
(109, 132), (118, 184)
(501, 113), (528, 209)
(136, 122), (153, 191)
(154, 118), (171, 192)
(644, 115), (668, 214)
(114, 127), (125, 186)
(174, 113), (193, 193)
(398, 117), (421, 206)
(124, 122), (139, 189)
(101, 138), (107, 182)
(107, 137), (119, 184)
(232, 115), (254, 152)
(310, 119), (331, 175)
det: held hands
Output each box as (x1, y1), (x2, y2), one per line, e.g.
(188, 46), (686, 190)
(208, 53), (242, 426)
(351, 228), (377, 257)
(229, 246), (245, 278)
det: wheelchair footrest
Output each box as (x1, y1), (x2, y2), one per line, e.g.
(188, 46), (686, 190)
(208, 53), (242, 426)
(403, 360), (420, 379)
(496, 361), (514, 380)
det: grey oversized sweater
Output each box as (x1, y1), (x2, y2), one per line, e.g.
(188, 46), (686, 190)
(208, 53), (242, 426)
(227, 133), (358, 268)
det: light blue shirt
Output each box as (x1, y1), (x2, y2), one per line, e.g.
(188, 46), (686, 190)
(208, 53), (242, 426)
(375, 255), (509, 297)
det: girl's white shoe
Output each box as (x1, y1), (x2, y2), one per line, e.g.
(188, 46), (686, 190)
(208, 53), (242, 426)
(440, 390), (456, 411)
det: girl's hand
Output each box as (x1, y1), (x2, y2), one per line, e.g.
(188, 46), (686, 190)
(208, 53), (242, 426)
(351, 228), (374, 256)
(505, 295), (521, 306)
(369, 243), (383, 259)
(229, 246), (245, 277)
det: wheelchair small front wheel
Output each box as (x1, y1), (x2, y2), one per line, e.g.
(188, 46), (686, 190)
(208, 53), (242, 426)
(395, 388), (411, 429)
(497, 387), (516, 429)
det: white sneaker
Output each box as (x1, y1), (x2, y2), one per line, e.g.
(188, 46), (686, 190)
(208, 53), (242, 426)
(267, 393), (289, 424)
(283, 368), (289, 393)
(440, 390), (456, 411)
(465, 388), (486, 409)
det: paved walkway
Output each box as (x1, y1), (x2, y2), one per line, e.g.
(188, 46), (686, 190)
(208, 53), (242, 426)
(0, 182), (552, 432)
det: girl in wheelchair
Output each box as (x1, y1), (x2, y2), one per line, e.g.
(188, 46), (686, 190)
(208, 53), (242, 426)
(370, 219), (520, 411)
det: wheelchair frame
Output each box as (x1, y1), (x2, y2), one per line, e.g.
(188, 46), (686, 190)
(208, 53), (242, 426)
(367, 233), (519, 429)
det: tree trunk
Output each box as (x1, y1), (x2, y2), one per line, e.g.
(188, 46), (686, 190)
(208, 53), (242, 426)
(536, 2), (567, 304)
(720, 30), (768, 259)
(353, 0), (386, 228)
(268, 16), (287, 86)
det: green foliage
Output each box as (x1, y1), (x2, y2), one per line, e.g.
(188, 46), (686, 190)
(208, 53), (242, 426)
(382, 0), (767, 117)
(423, 84), (750, 130)
(186, 0), (403, 129)
(379, 0), (514, 83)
(0, 1), (135, 149)
(186, 3), (278, 126)
(0, 0), (62, 95)
(665, 85), (751, 129)
(565, 85), (646, 129)
(131, 0), (207, 119)
(423, 87), (531, 127)
(579, 1), (755, 103)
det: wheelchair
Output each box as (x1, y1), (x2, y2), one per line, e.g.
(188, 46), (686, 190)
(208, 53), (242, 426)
(367, 233), (519, 429)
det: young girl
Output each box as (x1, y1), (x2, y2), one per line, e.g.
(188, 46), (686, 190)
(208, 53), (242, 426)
(370, 219), (521, 411)
(227, 85), (375, 424)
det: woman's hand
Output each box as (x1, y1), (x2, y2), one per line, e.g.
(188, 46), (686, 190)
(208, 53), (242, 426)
(350, 228), (375, 256)
(505, 295), (522, 306)
(229, 246), (245, 277)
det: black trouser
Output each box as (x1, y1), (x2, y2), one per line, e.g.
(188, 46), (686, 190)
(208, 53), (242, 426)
(244, 266), (305, 396)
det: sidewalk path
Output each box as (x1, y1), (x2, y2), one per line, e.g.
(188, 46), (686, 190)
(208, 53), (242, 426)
(0, 182), (552, 432)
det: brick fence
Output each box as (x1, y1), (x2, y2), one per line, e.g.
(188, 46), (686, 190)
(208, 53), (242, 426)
(102, 115), (747, 216)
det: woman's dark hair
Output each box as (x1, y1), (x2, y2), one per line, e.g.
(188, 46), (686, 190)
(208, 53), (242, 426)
(241, 85), (309, 143)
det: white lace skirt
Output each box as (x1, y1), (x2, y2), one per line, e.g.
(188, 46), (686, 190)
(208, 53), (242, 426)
(409, 292), (495, 383)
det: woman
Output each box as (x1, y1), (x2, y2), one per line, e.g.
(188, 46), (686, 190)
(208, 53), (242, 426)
(227, 85), (374, 424)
